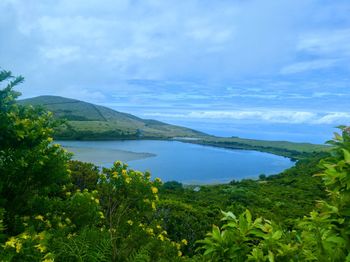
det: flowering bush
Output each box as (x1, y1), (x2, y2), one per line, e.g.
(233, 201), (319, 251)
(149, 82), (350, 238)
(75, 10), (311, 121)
(197, 127), (350, 261)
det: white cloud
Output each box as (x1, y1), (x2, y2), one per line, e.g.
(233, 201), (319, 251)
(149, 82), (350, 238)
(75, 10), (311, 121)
(40, 46), (81, 63)
(314, 112), (350, 124)
(297, 29), (350, 56)
(56, 88), (106, 102)
(144, 110), (350, 125)
(280, 59), (339, 74)
(1, 0), (350, 133)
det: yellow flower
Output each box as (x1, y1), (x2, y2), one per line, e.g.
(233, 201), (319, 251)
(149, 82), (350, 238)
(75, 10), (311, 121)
(155, 177), (162, 183)
(35, 243), (46, 253)
(42, 252), (55, 262)
(112, 171), (118, 178)
(151, 201), (156, 210)
(127, 220), (133, 226)
(35, 215), (44, 221)
(98, 211), (105, 219)
(15, 242), (22, 253)
(158, 234), (165, 241)
(65, 191), (71, 197)
(122, 169), (127, 177)
(125, 177), (131, 184)
(46, 221), (52, 228)
(20, 232), (30, 240)
(42, 258), (54, 262)
(47, 137), (53, 143)
(37, 232), (46, 240)
(42, 259), (54, 262)
(146, 228), (154, 235)
(178, 251), (182, 257)
(181, 239), (188, 245)
(151, 187), (158, 194)
(95, 198), (100, 204)
(114, 161), (122, 167)
(156, 224), (162, 229)
(5, 237), (16, 248)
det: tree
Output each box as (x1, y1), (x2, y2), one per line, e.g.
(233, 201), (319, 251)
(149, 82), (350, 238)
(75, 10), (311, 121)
(0, 70), (71, 233)
(68, 160), (100, 191)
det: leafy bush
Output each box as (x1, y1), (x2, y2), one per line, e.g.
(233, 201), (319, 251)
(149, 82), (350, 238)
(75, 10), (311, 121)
(0, 69), (186, 261)
(197, 127), (350, 261)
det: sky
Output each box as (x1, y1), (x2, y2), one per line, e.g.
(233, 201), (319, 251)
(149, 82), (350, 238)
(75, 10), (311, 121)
(1, 0), (350, 143)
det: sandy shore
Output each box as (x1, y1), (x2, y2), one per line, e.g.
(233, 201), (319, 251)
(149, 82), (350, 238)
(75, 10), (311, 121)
(65, 146), (156, 166)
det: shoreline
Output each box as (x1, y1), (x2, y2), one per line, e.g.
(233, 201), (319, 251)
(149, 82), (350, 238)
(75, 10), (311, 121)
(63, 146), (156, 166)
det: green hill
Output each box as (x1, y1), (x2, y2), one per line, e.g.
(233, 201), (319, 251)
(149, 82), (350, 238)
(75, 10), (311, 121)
(19, 95), (328, 159)
(19, 96), (206, 140)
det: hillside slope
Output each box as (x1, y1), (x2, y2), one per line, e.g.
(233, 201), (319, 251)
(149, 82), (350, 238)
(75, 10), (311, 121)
(20, 96), (206, 140)
(20, 95), (328, 159)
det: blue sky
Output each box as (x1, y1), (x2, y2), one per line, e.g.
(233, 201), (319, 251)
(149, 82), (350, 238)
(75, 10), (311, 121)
(1, 0), (350, 143)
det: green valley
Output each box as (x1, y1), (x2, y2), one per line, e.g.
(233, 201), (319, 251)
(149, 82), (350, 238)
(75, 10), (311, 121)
(2, 70), (350, 261)
(20, 96), (328, 159)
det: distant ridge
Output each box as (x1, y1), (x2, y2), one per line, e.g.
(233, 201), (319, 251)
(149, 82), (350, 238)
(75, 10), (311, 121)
(19, 95), (328, 159)
(19, 95), (206, 140)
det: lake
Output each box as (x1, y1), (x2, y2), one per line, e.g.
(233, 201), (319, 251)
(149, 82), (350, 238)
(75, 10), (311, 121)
(58, 140), (294, 184)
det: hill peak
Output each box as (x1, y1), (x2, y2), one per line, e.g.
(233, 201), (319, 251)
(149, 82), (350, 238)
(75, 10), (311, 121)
(19, 95), (205, 140)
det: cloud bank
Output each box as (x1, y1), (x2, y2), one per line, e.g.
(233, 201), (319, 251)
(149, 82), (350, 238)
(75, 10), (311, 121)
(144, 110), (350, 125)
(0, 0), (350, 140)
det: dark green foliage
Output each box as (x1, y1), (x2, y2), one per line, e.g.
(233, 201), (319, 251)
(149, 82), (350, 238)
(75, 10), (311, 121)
(258, 174), (266, 180)
(50, 227), (112, 262)
(68, 160), (100, 191)
(156, 199), (212, 254)
(161, 181), (184, 191)
(197, 127), (350, 261)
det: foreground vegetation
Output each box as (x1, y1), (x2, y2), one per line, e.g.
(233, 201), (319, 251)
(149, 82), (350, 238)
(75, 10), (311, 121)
(1, 70), (349, 261)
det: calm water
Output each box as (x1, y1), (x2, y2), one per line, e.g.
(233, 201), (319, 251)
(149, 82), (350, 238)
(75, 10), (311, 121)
(59, 140), (294, 184)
